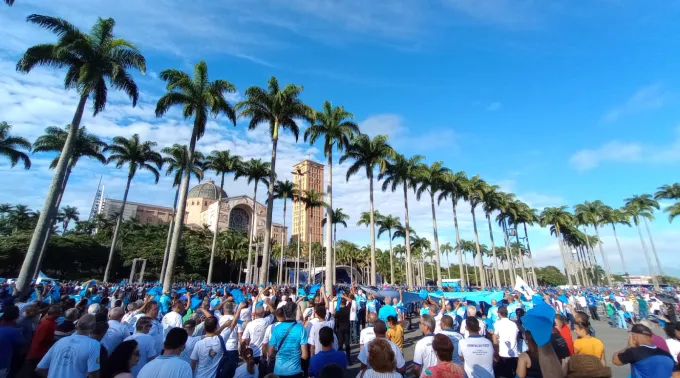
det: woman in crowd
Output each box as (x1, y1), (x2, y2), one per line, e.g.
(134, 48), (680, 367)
(358, 338), (401, 378)
(573, 321), (606, 366)
(516, 331), (542, 378)
(234, 347), (258, 378)
(423, 334), (465, 378)
(103, 340), (140, 378)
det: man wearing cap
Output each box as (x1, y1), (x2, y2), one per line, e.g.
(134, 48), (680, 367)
(612, 323), (675, 378)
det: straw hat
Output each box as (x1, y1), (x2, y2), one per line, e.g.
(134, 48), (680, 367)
(566, 355), (612, 378)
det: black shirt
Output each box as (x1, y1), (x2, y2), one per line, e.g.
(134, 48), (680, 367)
(550, 332), (570, 361)
(335, 306), (351, 330)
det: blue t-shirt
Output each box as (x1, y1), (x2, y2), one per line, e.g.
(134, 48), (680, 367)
(159, 295), (172, 314)
(586, 296), (596, 307)
(308, 349), (348, 378)
(269, 321), (308, 376)
(355, 295), (366, 305)
(0, 325), (23, 369)
(366, 300), (377, 314)
(618, 344), (674, 378)
(36, 334), (101, 378)
(378, 304), (397, 322)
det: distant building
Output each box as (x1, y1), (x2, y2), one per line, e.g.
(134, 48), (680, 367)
(291, 159), (325, 245)
(99, 198), (173, 225)
(627, 275), (653, 285)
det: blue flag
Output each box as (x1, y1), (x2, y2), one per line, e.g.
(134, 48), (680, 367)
(418, 289), (429, 300)
(522, 302), (556, 347)
(230, 289), (245, 305)
(308, 284), (321, 300)
(190, 296), (202, 310)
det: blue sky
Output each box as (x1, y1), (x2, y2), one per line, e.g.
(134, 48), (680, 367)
(1, 0), (679, 277)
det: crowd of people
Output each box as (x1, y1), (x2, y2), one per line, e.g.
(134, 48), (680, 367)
(0, 279), (679, 378)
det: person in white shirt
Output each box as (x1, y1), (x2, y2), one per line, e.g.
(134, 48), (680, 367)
(459, 317), (494, 378)
(493, 306), (520, 377)
(413, 314), (438, 378)
(358, 320), (406, 374)
(460, 305), (486, 338)
(36, 314), (101, 378)
(308, 305), (337, 355)
(360, 313), (377, 349)
(161, 301), (186, 340)
(102, 307), (131, 356)
(242, 300), (275, 364)
(124, 316), (159, 377)
(206, 303), (245, 378)
(138, 328), (192, 378)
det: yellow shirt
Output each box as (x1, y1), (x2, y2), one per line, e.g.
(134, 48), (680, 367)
(574, 336), (605, 359)
(387, 325), (404, 349)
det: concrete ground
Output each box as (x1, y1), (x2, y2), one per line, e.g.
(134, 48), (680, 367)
(344, 318), (649, 378)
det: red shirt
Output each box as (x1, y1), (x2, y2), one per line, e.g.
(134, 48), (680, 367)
(558, 324), (574, 355)
(27, 318), (57, 361)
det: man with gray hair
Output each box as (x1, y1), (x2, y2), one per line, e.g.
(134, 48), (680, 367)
(101, 306), (130, 355)
(413, 314), (438, 377)
(36, 314), (102, 378)
(459, 304), (486, 338)
(87, 303), (101, 315)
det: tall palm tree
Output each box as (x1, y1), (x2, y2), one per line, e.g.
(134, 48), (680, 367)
(14, 15), (146, 295)
(439, 171), (469, 288)
(321, 207), (350, 283)
(379, 153), (424, 289)
(235, 159), (271, 283)
(599, 206), (630, 277)
(481, 185), (503, 287)
(295, 189), (327, 282)
(411, 235), (431, 285)
(31, 125), (107, 276)
(273, 180), (295, 284)
(58, 206), (79, 234)
(440, 242), (454, 279)
(203, 150), (241, 284)
(102, 134), (162, 282)
(539, 206), (574, 286)
(515, 201), (539, 287)
(506, 199), (530, 283)
(236, 77), (312, 284)
(340, 134), (395, 285)
(654, 183), (680, 201)
(456, 240), (478, 285)
(304, 100), (359, 293)
(664, 203), (680, 223)
(623, 199), (659, 286)
(156, 61), (236, 291)
(462, 175), (489, 289)
(625, 194), (662, 277)
(7, 205), (34, 233)
(158, 144), (205, 283)
(574, 200), (613, 285)
(376, 214), (401, 284)
(0, 122), (31, 169)
(414, 161), (451, 287)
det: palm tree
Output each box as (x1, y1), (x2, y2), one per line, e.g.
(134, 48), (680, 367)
(235, 159), (271, 283)
(539, 206), (574, 286)
(574, 200), (613, 285)
(376, 214), (401, 284)
(7, 205), (34, 233)
(456, 240), (477, 285)
(321, 207), (350, 283)
(304, 100), (359, 292)
(462, 175), (489, 289)
(15, 15), (146, 296)
(31, 125), (107, 276)
(296, 189), (327, 282)
(481, 185), (503, 287)
(340, 134), (395, 285)
(204, 150), (242, 284)
(102, 134), (162, 282)
(273, 180), (295, 284)
(599, 206), (630, 277)
(440, 242), (455, 279)
(439, 171), (469, 288)
(414, 161), (451, 287)
(411, 236), (431, 285)
(506, 199), (530, 283)
(379, 154), (424, 289)
(664, 203), (680, 223)
(0, 122), (31, 169)
(158, 144), (205, 283)
(155, 61), (237, 291)
(654, 183), (680, 201)
(625, 194), (662, 277)
(515, 201), (540, 287)
(623, 198), (659, 286)
(236, 77), (312, 284)
(58, 206), (79, 234)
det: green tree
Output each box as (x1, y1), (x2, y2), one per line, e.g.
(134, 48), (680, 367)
(273, 180), (295, 284)
(15, 15), (146, 296)
(234, 159), (271, 283)
(480, 185), (503, 287)
(539, 206), (575, 286)
(58, 206), (79, 234)
(439, 171), (469, 287)
(574, 200), (613, 285)
(440, 242), (454, 279)
(155, 61), (237, 291)
(376, 214), (401, 284)
(102, 134), (162, 282)
(625, 194), (661, 277)
(340, 134), (395, 285)
(654, 183), (680, 201)
(321, 207), (349, 283)
(304, 100), (359, 293)
(0, 122), (31, 169)
(236, 77), (312, 284)
(623, 197), (659, 286)
(599, 206), (630, 277)
(535, 266), (567, 286)
(462, 175), (490, 289)
(204, 150), (242, 284)
(379, 154), (424, 289)
(664, 203), (680, 223)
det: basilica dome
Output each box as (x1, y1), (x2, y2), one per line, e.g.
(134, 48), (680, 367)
(187, 180), (227, 200)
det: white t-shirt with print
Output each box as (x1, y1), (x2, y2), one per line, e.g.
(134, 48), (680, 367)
(191, 335), (224, 378)
(219, 315), (244, 351)
(458, 335), (494, 378)
(242, 315), (274, 357)
(360, 327), (376, 347)
(36, 334), (100, 378)
(413, 334), (438, 377)
(161, 311), (183, 339)
(358, 338), (405, 369)
(494, 318), (519, 358)
(307, 319), (336, 354)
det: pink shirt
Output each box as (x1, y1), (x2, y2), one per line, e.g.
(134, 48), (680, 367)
(652, 334), (670, 352)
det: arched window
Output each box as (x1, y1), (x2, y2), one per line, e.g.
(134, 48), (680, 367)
(229, 208), (250, 233)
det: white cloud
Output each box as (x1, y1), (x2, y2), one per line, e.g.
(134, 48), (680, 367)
(359, 114), (458, 152)
(601, 83), (672, 123)
(486, 102), (502, 111)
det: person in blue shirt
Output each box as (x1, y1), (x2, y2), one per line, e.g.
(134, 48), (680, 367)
(308, 327), (347, 378)
(366, 294), (377, 315)
(268, 302), (309, 378)
(0, 306), (23, 378)
(355, 290), (367, 329)
(158, 293), (172, 316)
(612, 323), (674, 378)
(378, 299), (397, 323)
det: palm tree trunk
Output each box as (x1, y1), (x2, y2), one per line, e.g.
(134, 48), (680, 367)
(207, 173), (225, 284)
(446, 252), (452, 279)
(16, 94), (87, 296)
(368, 172), (376, 286)
(258, 126), (280, 285)
(523, 223), (538, 288)
(388, 230), (395, 284)
(403, 184), (414, 289)
(502, 263), (508, 286)
(238, 260), (243, 284)
(452, 201), (466, 288)
(104, 173), (133, 282)
(501, 220), (516, 286)
(514, 230), (528, 282)
(593, 224), (613, 285)
(278, 198), (287, 285)
(308, 213), (313, 284)
(581, 226), (596, 285)
(486, 214), (501, 287)
(246, 182), (259, 283)
(470, 207), (486, 289)
(611, 224), (628, 280)
(429, 194), (443, 286)
(324, 152), (333, 293)
(555, 226), (573, 287)
(163, 125), (199, 293)
(471, 253), (478, 286)
(333, 224), (337, 284)
(642, 218), (664, 277)
(296, 237), (301, 288)
(160, 186), (180, 282)
(635, 221), (658, 287)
